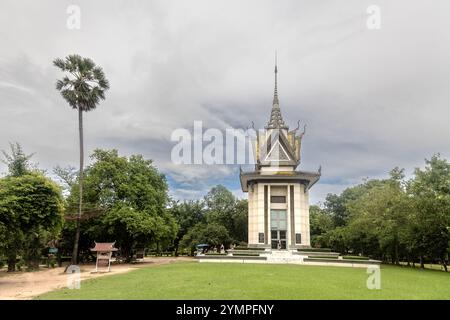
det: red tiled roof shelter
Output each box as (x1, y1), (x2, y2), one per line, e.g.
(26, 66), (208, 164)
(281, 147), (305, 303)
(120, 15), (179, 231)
(90, 242), (118, 252)
(90, 242), (118, 272)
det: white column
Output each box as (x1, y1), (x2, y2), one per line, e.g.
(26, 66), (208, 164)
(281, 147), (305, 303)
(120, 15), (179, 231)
(257, 183), (265, 243)
(286, 184), (290, 248)
(294, 184), (302, 245)
(267, 185), (271, 245)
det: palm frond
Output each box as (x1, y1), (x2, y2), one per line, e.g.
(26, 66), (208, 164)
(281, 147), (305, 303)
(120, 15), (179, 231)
(61, 89), (78, 108)
(53, 58), (66, 70)
(54, 54), (110, 111)
(99, 78), (110, 90)
(82, 57), (95, 71)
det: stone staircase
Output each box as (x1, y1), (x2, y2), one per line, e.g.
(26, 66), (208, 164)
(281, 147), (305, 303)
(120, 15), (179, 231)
(197, 247), (381, 268)
(265, 250), (304, 264)
(296, 250), (340, 258)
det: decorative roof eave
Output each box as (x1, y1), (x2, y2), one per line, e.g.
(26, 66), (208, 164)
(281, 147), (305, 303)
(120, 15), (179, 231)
(239, 169), (321, 192)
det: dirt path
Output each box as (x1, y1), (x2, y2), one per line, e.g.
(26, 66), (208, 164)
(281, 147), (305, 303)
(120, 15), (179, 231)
(0, 257), (193, 300)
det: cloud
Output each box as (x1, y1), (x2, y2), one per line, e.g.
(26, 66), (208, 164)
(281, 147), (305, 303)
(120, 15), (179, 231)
(1, 0), (449, 204)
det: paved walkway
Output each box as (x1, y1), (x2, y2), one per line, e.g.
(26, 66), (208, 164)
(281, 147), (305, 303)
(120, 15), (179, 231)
(0, 257), (193, 300)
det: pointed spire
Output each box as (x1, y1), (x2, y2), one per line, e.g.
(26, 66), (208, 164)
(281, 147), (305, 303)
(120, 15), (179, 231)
(266, 52), (288, 130)
(273, 51), (279, 106)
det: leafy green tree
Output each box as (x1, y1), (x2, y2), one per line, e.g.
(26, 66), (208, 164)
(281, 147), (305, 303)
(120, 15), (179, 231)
(309, 205), (334, 247)
(408, 154), (450, 270)
(321, 171), (412, 260)
(66, 149), (176, 262)
(101, 205), (165, 260)
(0, 143), (57, 271)
(54, 55), (110, 265)
(346, 177), (411, 262)
(204, 185), (236, 231)
(0, 174), (64, 270)
(325, 227), (350, 254)
(321, 159), (449, 270)
(230, 199), (248, 244)
(1, 142), (35, 177)
(202, 185), (249, 244)
(180, 222), (231, 254)
(323, 193), (347, 227)
(170, 186), (247, 254)
(170, 200), (205, 255)
(324, 179), (388, 228)
(53, 165), (77, 191)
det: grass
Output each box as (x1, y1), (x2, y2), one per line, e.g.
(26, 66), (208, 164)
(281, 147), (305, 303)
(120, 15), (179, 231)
(38, 262), (450, 300)
(398, 262), (447, 271)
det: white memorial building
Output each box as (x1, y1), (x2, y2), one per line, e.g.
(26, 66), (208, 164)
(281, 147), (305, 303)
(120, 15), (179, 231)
(240, 62), (321, 250)
(198, 62), (380, 267)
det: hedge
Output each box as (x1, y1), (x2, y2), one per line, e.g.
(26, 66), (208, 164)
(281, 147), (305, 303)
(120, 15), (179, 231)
(298, 248), (332, 252)
(234, 247), (266, 251)
(343, 255), (370, 260)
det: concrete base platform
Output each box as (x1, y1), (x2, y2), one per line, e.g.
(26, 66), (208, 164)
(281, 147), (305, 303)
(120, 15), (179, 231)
(196, 250), (381, 268)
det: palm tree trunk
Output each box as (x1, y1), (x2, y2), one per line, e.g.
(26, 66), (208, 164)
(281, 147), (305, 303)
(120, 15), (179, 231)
(71, 107), (84, 265)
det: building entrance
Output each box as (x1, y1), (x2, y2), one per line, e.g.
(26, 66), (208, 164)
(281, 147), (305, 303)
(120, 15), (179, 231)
(270, 209), (287, 249)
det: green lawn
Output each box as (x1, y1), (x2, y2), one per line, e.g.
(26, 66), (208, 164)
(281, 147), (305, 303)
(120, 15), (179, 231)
(39, 262), (450, 300)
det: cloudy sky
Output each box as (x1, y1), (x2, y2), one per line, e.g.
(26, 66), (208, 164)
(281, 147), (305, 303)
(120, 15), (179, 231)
(0, 0), (449, 203)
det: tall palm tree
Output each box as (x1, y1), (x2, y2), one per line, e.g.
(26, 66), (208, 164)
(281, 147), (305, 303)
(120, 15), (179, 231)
(53, 55), (110, 265)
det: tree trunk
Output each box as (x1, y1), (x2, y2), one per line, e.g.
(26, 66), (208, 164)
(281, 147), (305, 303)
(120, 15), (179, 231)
(57, 250), (62, 267)
(395, 241), (399, 265)
(174, 243), (179, 257)
(7, 253), (16, 272)
(420, 256), (424, 269)
(71, 107), (84, 265)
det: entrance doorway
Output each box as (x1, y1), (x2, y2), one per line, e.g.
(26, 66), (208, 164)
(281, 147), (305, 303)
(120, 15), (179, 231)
(270, 209), (287, 249)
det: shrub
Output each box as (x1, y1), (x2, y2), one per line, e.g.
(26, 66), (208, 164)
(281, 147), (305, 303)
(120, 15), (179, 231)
(308, 255), (338, 259)
(298, 248), (332, 252)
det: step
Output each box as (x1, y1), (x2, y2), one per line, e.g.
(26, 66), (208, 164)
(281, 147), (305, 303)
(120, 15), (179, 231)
(229, 250), (265, 255)
(303, 257), (381, 265)
(197, 255), (267, 261)
(266, 250), (304, 263)
(296, 251), (340, 257)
